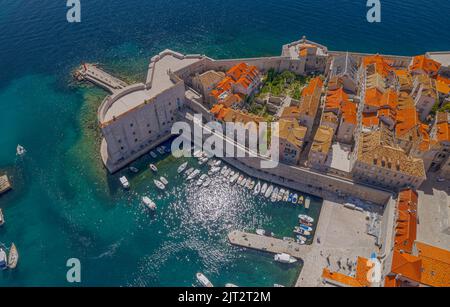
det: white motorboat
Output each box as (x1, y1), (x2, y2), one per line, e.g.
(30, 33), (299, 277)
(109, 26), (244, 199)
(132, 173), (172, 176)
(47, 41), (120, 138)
(296, 238), (306, 245)
(208, 166), (221, 175)
(271, 188), (279, 202)
(149, 164), (158, 172)
(283, 190), (290, 202)
(296, 235), (308, 242)
(196, 273), (213, 287)
(150, 151), (158, 158)
(305, 197), (311, 209)
(294, 226), (310, 236)
(261, 183), (268, 195)
(142, 196), (157, 211)
(185, 168), (194, 177)
(214, 160), (222, 167)
(16, 145), (26, 157)
(237, 175), (244, 185)
(247, 180), (255, 190)
(193, 150), (202, 158)
(129, 166), (139, 173)
(225, 283), (238, 287)
(154, 180), (166, 190)
(265, 185), (274, 198)
(292, 193), (298, 204)
(198, 157), (209, 165)
(202, 178), (211, 187)
(119, 176), (130, 189)
(177, 162), (188, 174)
(0, 209), (4, 226)
(8, 243), (18, 269)
(223, 169), (231, 178)
(230, 173), (239, 184)
(0, 248), (7, 270)
(274, 253), (297, 264)
(299, 224), (313, 232)
(239, 177), (247, 187)
(160, 177), (169, 185)
(187, 169), (200, 181)
(220, 166), (228, 175)
(253, 181), (261, 195)
(197, 174), (207, 186)
(298, 215), (314, 223)
(278, 189), (285, 202)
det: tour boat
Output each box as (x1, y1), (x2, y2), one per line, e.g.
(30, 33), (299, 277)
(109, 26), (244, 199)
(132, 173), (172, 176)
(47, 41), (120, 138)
(265, 185), (274, 198)
(0, 248), (7, 270)
(8, 243), (18, 269)
(196, 273), (213, 287)
(298, 215), (314, 223)
(187, 169), (200, 181)
(230, 173), (239, 184)
(129, 166), (139, 173)
(225, 283), (238, 287)
(237, 175), (244, 185)
(298, 195), (304, 205)
(261, 183), (268, 195)
(202, 178), (211, 187)
(299, 224), (313, 232)
(271, 188), (279, 202)
(253, 182), (261, 195)
(157, 147), (165, 155)
(278, 189), (285, 202)
(0, 209), (4, 227)
(160, 177), (169, 186)
(292, 193), (298, 204)
(149, 164), (158, 172)
(150, 151), (158, 158)
(294, 226), (310, 236)
(16, 145), (26, 157)
(283, 190), (290, 202)
(305, 197), (311, 209)
(274, 253), (297, 264)
(177, 162), (188, 174)
(154, 179), (166, 190)
(119, 176), (130, 189)
(142, 196), (157, 211)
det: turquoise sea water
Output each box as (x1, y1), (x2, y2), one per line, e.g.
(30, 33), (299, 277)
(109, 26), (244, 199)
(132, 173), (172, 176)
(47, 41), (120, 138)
(0, 0), (449, 286)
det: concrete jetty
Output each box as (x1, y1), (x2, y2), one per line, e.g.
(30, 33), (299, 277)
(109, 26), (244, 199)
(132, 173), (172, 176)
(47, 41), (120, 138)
(0, 174), (12, 195)
(228, 230), (312, 259)
(75, 63), (128, 93)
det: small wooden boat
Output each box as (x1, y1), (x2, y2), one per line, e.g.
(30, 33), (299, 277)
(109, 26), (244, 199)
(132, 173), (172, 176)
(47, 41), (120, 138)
(129, 166), (139, 173)
(160, 177), (169, 186)
(149, 164), (158, 172)
(196, 273), (213, 287)
(0, 209), (4, 227)
(8, 244), (18, 269)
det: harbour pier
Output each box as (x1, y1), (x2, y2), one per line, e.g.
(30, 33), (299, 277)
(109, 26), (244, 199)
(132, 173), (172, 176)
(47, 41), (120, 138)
(228, 230), (312, 259)
(75, 63), (128, 94)
(0, 174), (12, 195)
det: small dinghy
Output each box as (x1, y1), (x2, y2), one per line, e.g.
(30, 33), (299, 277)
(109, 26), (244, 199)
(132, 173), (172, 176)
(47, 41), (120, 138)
(299, 224), (313, 232)
(129, 167), (139, 173)
(0, 209), (4, 227)
(119, 176), (130, 189)
(298, 215), (314, 223)
(265, 185), (274, 198)
(287, 193), (293, 203)
(261, 183), (268, 195)
(271, 188), (279, 202)
(185, 168), (194, 177)
(253, 181), (261, 195)
(292, 193), (298, 204)
(248, 180), (255, 190)
(294, 226), (310, 236)
(187, 169), (200, 181)
(16, 145), (26, 157)
(196, 273), (213, 287)
(214, 160), (222, 167)
(142, 196), (157, 211)
(177, 162), (188, 174)
(150, 151), (158, 158)
(274, 253), (297, 264)
(0, 248), (7, 270)
(8, 243), (18, 269)
(154, 179), (165, 190)
(237, 175), (244, 185)
(298, 195), (304, 205)
(220, 166), (228, 175)
(160, 177), (169, 185)
(149, 164), (158, 172)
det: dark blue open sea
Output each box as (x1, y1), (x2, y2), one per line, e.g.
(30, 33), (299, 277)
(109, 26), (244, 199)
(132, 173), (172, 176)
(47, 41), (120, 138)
(0, 0), (449, 286)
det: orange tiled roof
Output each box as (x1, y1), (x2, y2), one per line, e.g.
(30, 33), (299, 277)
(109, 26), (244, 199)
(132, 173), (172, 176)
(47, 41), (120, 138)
(436, 121), (450, 143)
(396, 107), (419, 137)
(380, 89), (398, 110)
(436, 80), (450, 95)
(341, 100), (357, 125)
(365, 88), (383, 108)
(415, 242), (450, 287)
(362, 113), (380, 128)
(437, 75), (450, 85)
(363, 54), (393, 77)
(410, 55), (441, 75)
(325, 88), (349, 111)
(322, 257), (371, 287)
(391, 250), (423, 282)
(394, 189), (418, 253)
(298, 77), (323, 117)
